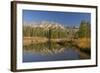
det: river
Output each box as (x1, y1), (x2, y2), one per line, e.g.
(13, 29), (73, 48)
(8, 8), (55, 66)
(23, 42), (90, 62)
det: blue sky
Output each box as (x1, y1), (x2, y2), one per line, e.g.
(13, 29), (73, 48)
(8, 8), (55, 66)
(23, 10), (91, 26)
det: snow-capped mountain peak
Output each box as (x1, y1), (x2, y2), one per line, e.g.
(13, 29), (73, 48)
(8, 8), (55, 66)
(33, 21), (65, 30)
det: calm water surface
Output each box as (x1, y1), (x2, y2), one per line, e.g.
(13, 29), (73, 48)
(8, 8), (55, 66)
(23, 42), (89, 62)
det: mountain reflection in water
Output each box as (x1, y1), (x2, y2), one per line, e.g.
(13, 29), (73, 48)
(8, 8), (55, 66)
(23, 42), (90, 62)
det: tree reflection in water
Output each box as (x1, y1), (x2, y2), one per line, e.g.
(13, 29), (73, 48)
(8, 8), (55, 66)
(24, 41), (66, 55)
(23, 41), (90, 59)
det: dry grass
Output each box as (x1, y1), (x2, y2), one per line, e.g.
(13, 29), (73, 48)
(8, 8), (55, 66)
(23, 37), (67, 45)
(75, 37), (91, 49)
(23, 37), (48, 45)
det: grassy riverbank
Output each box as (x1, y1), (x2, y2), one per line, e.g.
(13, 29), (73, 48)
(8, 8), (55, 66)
(23, 37), (90, 50)
(23, 37), (48, 45)
(73, 38), (90, 49)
